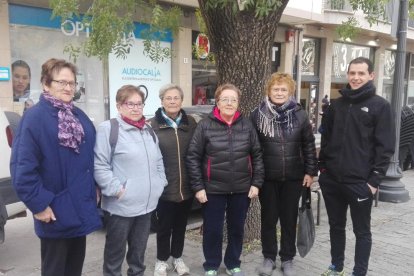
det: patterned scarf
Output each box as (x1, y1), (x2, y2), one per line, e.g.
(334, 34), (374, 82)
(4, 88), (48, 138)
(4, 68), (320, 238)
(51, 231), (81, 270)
(42, 92), (84, 153)
(161, 108), (182, 129)
(257, 96), (297, 137)
(121, 115), (146, 129)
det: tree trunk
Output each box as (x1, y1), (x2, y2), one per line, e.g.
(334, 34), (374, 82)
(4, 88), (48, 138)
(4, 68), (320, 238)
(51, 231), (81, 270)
(198, 0), (289, 114)
(198, 0), (289, 241)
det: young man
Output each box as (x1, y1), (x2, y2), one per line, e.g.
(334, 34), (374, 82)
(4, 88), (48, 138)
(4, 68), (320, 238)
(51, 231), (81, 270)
(318, 57), (395, 276)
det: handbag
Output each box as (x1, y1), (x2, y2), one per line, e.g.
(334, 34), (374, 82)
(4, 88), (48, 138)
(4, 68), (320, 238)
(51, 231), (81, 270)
(296, 187), (315, 257)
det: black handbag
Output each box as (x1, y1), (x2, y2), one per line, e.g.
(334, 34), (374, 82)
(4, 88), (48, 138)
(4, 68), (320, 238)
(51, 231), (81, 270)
(296, 187), (315, 257)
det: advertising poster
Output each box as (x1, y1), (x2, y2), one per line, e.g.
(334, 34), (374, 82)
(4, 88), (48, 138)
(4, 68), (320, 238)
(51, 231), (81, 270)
(108, 39), (171, 118)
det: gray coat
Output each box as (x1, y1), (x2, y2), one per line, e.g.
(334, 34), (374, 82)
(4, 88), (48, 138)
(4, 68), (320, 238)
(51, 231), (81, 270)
(94, 116), (167, 217)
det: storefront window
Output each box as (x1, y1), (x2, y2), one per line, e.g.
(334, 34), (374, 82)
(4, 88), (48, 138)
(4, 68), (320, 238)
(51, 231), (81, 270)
(331, 42), (371, 82)
(9, 5), (105, 124)
(192, 31), (217, 105)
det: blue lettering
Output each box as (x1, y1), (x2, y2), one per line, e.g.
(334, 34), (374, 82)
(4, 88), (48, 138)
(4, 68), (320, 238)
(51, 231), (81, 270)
(122, 67), (161, 77)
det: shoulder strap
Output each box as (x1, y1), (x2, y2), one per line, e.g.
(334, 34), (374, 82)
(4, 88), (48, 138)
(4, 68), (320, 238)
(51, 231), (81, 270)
(109, 118), (119, 165)
(145, 123), (157, 144)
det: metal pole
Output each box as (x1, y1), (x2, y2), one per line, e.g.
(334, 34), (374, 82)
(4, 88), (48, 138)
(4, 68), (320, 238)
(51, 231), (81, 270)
(379, 0), (410, 203)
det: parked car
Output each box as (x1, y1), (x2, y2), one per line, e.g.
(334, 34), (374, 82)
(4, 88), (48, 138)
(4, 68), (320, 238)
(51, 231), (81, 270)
(0, 109), (27, 243)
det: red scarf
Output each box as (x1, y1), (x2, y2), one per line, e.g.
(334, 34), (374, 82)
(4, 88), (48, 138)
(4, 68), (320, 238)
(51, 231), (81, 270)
(121, 115), (146, 129)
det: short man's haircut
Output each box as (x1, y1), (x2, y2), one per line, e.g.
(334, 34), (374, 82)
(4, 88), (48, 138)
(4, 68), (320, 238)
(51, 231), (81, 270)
(348, 57), (374, 74)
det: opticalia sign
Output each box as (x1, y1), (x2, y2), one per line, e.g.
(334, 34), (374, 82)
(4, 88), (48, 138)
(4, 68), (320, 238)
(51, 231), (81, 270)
(61, 20), (90, 37)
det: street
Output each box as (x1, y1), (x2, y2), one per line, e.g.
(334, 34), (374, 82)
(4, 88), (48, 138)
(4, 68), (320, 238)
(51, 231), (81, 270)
(1, 170), (414, 275)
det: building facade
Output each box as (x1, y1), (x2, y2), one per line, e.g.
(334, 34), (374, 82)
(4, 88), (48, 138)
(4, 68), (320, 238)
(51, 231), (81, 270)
(1, 0), (414, 132)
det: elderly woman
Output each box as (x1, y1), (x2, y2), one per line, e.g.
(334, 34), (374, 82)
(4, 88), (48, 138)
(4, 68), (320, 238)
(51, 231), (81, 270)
(12, 60), (31, 102)
(149, 84), (197, 276)
(94, 85), (167, 276)
(186, 83), (264, 276)
(10, 58), (102, 276)
(251, 73), (317, 276)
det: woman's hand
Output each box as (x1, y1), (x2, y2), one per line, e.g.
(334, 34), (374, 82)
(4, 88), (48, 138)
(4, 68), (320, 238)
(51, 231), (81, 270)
(303, 174), (314, 187)
(116, 186), (126, 200)
(248, 186), (259, 199)
(195, 189), (208, 203)
(34, 206), (56, 223)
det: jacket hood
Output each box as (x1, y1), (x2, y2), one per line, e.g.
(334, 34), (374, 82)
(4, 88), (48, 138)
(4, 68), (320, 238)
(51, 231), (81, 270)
(339, 81), (376, 103)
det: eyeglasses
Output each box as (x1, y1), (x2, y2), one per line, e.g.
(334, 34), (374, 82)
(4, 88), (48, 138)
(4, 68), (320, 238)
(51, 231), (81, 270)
(123, 102), (145, 109)
(219, 98), (238, 104)
(271, 88), (289, 93)
(52, 80), (78, 89)
(163, 96), (182, 102)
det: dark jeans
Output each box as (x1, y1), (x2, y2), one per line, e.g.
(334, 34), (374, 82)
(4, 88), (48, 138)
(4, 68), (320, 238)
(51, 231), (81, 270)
(259, 179), (303, 262)
(202, 193), (250, 271)
(103, 212), (151, 276)
(319, 173), (373, 276)
(156, 198), (193, 261)
(40, 236), (86, 276)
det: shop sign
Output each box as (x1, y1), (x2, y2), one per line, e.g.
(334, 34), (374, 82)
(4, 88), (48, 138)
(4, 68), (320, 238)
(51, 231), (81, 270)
(0, 67), (10, 81)
(108, 38), (171, 118)
(332, 42), (371, 79)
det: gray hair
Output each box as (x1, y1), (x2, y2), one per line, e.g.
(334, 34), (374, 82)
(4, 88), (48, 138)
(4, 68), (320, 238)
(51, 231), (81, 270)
(159, 83), (184, 100)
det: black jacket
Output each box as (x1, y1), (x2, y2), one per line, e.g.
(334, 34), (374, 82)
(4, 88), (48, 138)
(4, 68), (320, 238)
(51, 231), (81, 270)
(318, 81), (395, 187)
(251, 104), (318, 181)
(148, 108), (197, 202)
(186, 109), (264, 194)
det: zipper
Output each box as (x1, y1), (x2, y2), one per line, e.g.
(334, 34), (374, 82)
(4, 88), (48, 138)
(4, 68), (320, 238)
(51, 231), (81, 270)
(338, 103), (352, 181)
(228, 125), (235, 185)
(281, 132), (286, 181)
(175, 128), (184, 201)
(140, 129), (152, 213)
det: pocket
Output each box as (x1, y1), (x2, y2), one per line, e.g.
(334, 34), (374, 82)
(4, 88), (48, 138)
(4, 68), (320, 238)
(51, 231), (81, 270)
(41, 189), (82, 234)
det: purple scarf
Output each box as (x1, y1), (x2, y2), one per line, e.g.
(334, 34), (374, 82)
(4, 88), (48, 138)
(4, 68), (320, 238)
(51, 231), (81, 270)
(42, 92), (84, 153)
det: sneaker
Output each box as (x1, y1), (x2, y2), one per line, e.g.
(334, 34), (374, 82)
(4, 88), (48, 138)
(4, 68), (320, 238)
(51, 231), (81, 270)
(205, 270), (218, 276)
(321, 265), (345, 276)
(154, 260), (170, 276)
(258, 258), (276, 276)
(281, 260), (295, 276)
(173, 258), (190, 275)
(226, 267), (245, 276)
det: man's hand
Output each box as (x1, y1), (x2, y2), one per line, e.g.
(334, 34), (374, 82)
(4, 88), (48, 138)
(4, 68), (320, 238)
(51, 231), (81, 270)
(367, 183), (377, 195)
(195, 189), (207, 203)
(34, 206), (56, 223)
(303, 174), (314, 187)
(248, 186), (259, 199)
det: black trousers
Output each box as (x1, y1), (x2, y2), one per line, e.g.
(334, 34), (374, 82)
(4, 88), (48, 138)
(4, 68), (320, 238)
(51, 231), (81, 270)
(156, 198), (193, 261)
(319, 173), (373, 276)
(259, 179), (303, 262)
(40, 236), (86, 276)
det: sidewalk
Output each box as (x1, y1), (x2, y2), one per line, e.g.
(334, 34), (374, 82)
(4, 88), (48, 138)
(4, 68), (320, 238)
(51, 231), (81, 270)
(80, 170), (414, 276)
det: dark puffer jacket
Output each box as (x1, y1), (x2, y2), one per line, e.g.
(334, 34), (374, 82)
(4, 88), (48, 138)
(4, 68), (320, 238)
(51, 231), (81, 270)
(186, 109), (264, 194)
(148, 108), (197, 202)
(251, 104), (318, 181)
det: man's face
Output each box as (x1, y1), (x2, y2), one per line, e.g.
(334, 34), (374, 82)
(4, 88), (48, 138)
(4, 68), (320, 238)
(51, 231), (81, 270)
(347, 62), (374, 90)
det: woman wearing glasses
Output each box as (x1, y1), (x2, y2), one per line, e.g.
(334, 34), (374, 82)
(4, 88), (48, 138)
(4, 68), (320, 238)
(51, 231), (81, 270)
(94, 85), (167, 276)
(10, 58), (102, 276)
(186, 83), (264, 276)
(251, 73), (317, 276)
(148, 84), (197, 276)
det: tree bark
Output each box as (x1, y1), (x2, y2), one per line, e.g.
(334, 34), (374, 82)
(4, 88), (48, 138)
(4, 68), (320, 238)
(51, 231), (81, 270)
(198, 0), (289, 241)
(198, 0), (289, 114)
